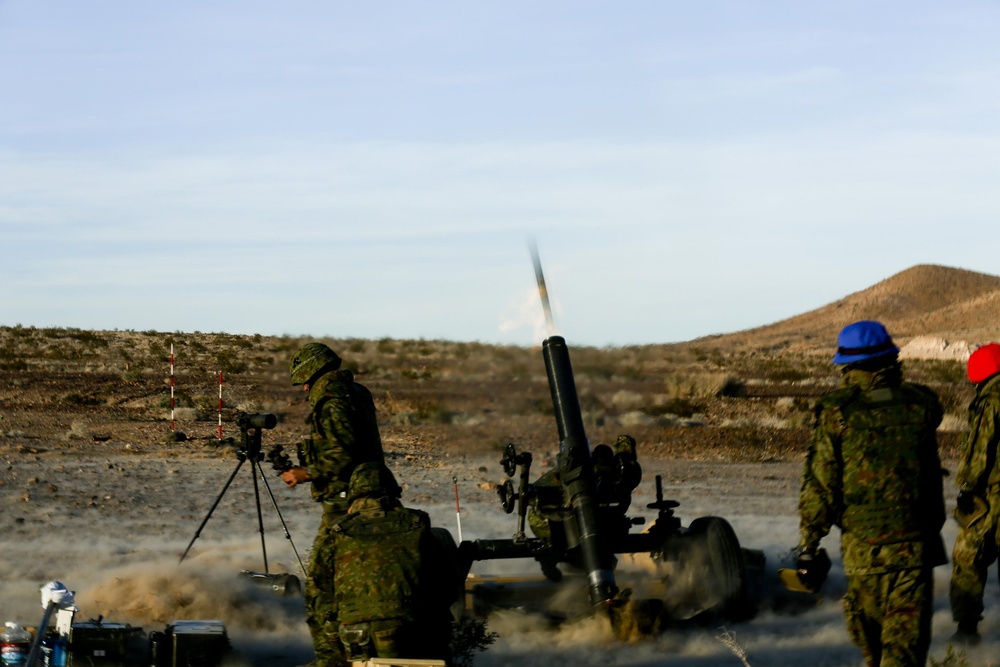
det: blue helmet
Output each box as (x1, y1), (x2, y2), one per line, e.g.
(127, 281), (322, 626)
(832, 320), (900, 365)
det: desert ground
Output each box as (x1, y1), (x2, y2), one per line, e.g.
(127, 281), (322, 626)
(2, 271), (1000, 667)
(1, 438), (997, 667)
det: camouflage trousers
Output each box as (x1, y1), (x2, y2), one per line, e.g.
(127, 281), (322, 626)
(950, 491), (1000, 626)
(841, 567), (933, 667)
(305, 508), (347, 667)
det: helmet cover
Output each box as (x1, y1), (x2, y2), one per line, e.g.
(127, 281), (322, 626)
(832, 320), (899, 365)
(968, 342), (1000, 383)
(289, 342), (342, 385)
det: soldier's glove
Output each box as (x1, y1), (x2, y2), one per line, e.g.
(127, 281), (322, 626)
(795, 548), (831, 593)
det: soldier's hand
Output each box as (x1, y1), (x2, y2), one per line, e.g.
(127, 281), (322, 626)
(796, 548), (831, 593)
(281, 466), (311, 488)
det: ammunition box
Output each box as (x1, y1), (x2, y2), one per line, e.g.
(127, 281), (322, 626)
(168, 620), (229, 667)
(69, 621), (144, 665)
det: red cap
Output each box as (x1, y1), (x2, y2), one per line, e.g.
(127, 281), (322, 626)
(968, 343), (1000, 383)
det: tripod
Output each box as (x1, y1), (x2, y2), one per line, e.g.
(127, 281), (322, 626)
(180, 413), (306, 579)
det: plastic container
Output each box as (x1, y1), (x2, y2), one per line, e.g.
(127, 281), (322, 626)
(41, 632), (67, 667)
(0, 622), (32, 667)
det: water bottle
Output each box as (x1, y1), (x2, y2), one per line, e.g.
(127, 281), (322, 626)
(52, 634), (67, 667)
(0, 622), (32, 667)
(40, 632), (67, 667)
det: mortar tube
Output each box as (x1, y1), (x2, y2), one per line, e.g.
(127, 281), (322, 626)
(542, 336), (617, 606)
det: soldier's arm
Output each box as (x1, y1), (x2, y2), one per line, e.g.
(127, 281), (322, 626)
(798, 406), (842, 553)
(957, 397), (1000, 493)
(308, 392), (362, 486)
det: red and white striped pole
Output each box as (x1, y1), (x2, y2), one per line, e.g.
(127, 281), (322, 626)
(452, 474), (463, 542)
(169, 344), (175, 431)
(217, 371), (224, 440)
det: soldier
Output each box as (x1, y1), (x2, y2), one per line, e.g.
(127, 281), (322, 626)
(282, 342), (386, 667)
(332, 462), (454, 663)
(796, 320), (947, 667)
(949, 342), (1000, 646)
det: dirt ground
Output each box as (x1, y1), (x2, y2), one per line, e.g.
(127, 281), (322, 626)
(1, 436), (996, 667)
(0, 326), (989, 665)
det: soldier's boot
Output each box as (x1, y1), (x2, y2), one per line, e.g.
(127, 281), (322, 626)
(947, 620), (981, 647)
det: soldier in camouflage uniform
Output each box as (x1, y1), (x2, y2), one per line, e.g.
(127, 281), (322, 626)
(283, 342), (387, 667)
(332, 462), (453, 663)
(949, 342), (1000, 646)
(797, 320), (947, 667)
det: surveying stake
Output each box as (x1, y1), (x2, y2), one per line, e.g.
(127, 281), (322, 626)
(217, 371), (224, 441)
(452, 475), (463, 542)
(169, 344), (176, 431)
(179, 412), (306, 591)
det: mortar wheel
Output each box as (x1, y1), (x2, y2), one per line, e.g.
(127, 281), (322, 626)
(687, 516), (750, 620)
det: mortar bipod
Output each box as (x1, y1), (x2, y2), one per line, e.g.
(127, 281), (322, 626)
(497, 442), (534, 541)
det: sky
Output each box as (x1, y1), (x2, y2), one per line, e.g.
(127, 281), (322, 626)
(2, 2), (999, 347)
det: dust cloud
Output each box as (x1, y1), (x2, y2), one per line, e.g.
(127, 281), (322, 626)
(78, 559), (304, 632)
(2, 454), (999, 666)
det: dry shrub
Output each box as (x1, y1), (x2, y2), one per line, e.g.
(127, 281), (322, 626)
(717, 627), (752, 667)
(611, 390), (645, 410)
(665, 372), (740, 399)
(172, 407), (202, 422)
(64, 420), (92, 441)
(234, 400), (263, 413)
(449, 616), (498, 667)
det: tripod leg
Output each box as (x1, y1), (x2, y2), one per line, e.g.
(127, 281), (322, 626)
(180, 459), (245, 563)
(251, 458), (269, 573)
(253, 459), (308, 578)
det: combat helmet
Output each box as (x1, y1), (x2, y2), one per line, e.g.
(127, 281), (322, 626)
(347, 462), (402, 504)
(832, 320), (900, 365)
(968, 343), (1000, 383)
(289, 342), (342, 386)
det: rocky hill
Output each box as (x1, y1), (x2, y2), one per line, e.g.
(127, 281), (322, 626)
(694, 264), (1000, 357)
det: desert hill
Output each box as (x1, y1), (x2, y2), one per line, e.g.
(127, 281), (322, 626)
(692, 264), (1000, 356)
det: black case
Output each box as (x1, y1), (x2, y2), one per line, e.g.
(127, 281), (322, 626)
(69, 620), (144, 665)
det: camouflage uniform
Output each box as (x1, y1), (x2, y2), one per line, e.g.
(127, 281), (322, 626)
(950, 372), (1000, 631)
(302, 369), (386, 667)
(331, 463), (453, 663)
(799, 363), (946, 667)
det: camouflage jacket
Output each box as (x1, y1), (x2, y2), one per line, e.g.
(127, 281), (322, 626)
(799, 364), (947, 574)
(331, 502), (438, 625)
(303, 369), (385, 509)
(955, 373), (1000, 494)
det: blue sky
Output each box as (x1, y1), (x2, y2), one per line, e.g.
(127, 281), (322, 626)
(2, 2), (998, 346)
